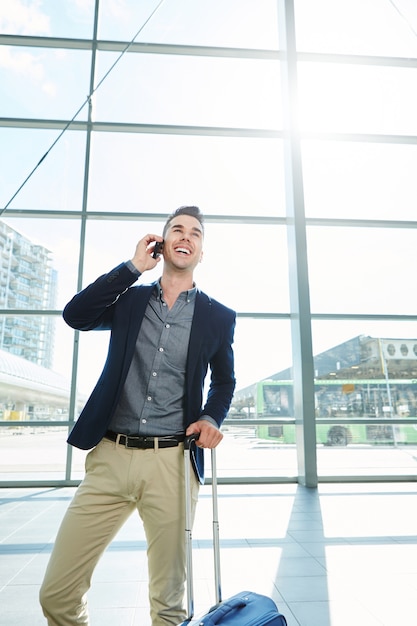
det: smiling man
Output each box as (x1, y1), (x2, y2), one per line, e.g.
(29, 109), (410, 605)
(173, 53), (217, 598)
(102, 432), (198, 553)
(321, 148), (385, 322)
(39, 206), (236, 626)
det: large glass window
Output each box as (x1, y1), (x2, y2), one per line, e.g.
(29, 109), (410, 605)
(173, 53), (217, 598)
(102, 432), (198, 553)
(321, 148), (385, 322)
(311, 321), (417, 479)
(97, 0), (279, 49)
(302, 140), (417, 220)
(94, 52), (282, 129)
(1, 0), (416, 486)
(87, 134), (286, 217)
(0, 0), (95, 39)
(298, 63), (417, 136)
(1, 217), (82, 307)
(294, 0), (417, 57)
(0, 48), (91, 119)
(0, 130), (86, 213)
(307, 226), (417, 315)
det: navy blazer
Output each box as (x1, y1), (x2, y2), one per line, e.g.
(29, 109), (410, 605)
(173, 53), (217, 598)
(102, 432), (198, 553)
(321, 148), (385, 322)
(63, 263), (236, 483)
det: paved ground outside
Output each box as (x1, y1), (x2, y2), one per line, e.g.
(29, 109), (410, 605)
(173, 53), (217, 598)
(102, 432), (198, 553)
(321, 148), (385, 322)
(1, 426), (416, 482)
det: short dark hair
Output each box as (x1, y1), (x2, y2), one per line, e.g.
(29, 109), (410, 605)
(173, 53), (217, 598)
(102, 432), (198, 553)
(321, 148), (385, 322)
(162, 205), (204, 238)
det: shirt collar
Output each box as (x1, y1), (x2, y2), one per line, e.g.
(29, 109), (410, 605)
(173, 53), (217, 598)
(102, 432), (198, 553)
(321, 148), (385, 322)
(154, 280), (197, 304)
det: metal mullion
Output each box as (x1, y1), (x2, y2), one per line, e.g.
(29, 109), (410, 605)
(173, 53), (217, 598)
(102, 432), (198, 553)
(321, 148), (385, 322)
(298, 51), (417, 69)
(3, 32), (417, 69)
(0, 33), (281, 60)
(278, 0), (317, 488)
(64, 0), (100, 483)
(0, 34), (92, 50)
(4, 208), (417, 231)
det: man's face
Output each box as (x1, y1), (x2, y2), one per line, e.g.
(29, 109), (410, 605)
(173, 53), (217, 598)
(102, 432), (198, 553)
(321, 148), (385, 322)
(163, 214), (204, 272)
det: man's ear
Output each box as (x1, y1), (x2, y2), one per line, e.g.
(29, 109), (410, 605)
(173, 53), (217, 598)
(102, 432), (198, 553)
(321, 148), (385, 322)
(199, 250), (204, 263)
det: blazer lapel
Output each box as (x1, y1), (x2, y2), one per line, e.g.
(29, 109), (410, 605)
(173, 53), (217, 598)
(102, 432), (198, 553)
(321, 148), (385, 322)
(187, 290), (211, 375)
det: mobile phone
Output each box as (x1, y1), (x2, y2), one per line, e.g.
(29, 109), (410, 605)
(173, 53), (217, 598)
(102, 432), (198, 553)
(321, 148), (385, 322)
(152, 240), (164, 259)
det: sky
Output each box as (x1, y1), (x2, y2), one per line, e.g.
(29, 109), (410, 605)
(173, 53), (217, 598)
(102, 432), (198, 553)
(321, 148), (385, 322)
(1, 0), (417, 394)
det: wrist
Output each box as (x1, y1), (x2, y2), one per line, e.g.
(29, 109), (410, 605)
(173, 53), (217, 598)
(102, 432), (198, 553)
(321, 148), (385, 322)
(126, 259), (142, 275)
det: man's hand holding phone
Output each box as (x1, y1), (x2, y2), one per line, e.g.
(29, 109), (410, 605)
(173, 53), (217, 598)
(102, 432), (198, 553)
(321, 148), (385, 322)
(130, 234), (164, 274)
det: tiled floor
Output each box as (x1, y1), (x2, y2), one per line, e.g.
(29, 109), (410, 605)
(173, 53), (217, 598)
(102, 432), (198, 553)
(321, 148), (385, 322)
(0, 482), (416, 626)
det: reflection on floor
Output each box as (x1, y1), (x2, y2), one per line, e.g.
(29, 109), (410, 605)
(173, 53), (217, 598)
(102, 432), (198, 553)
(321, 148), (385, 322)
(0, 482), (416, 625)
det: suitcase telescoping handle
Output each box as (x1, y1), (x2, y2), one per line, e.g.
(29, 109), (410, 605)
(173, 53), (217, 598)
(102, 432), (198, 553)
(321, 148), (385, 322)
(184, 434), (222, 621)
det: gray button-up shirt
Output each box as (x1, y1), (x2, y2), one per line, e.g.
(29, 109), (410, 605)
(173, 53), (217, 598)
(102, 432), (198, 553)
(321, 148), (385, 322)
(108, 279), (196, 436)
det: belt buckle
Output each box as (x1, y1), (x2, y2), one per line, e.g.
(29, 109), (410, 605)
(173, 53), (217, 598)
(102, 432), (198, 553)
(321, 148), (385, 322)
(122, 434), (143, 449)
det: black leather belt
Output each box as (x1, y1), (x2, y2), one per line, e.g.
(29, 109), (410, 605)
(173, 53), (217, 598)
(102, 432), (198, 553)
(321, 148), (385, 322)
(105, 430), (185, 449)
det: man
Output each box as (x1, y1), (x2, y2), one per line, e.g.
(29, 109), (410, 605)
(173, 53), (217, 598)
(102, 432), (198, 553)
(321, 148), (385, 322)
(40, 206), (236, 625)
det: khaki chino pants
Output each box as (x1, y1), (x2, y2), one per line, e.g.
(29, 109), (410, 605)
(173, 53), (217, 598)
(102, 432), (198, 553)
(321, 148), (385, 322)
(40, 438), (199, 626)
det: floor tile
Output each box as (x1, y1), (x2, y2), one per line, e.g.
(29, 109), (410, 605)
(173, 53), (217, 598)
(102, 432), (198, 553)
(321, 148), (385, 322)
(0, 483), (416, 625)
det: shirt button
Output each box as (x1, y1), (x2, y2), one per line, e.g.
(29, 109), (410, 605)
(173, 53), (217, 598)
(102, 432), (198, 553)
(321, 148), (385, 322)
(142, 419), (147, 424)
(165, 323), (170, 328)
(159, 347), (164, 352)
(152, 371), (157, 377)
(147, 396), (152, 401)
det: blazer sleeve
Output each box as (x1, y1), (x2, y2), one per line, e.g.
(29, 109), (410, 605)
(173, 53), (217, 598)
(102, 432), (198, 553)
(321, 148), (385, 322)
(63, 263), (140, 331)
(201, 306), (236, 427)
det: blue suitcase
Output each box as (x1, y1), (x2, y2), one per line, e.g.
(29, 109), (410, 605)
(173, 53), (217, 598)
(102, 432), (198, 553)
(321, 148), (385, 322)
(180, 436), (287, 625)
(181, 590), (287, 625)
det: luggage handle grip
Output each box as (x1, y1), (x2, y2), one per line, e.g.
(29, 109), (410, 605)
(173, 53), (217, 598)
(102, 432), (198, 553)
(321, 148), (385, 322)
(184, 433), (200, 450)
(204, 597), (247, 625)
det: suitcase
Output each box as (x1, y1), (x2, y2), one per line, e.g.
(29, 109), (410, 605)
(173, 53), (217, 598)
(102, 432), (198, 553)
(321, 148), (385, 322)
(179, 435), (287, 625)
